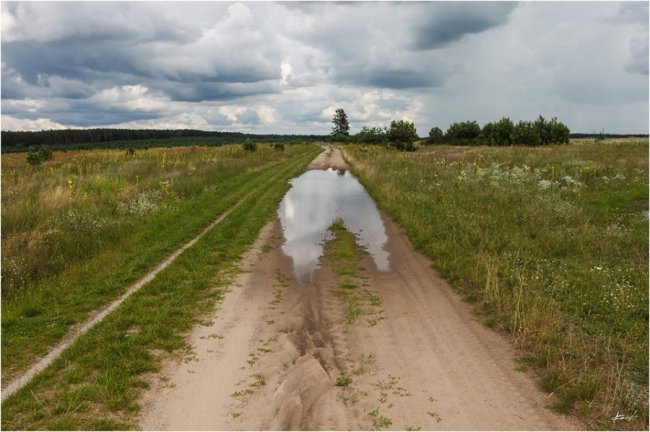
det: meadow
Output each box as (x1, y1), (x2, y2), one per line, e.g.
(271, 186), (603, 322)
(344, 138), (648, 430)
(1, 143), (319, 387)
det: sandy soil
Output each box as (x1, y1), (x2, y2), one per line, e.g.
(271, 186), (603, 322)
(138, 148), (583, 430)
(307, 145), (348, 170)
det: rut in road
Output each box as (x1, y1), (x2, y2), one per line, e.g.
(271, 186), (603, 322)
(139, 148), (583, 430)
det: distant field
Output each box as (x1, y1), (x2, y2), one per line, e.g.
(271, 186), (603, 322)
(344, 138), (648, 429)
(1, 143), (319, 386)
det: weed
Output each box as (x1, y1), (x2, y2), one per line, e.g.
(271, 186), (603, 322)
(335, 376), (352, 387)
(427, 411), (442, 423)
(368, 407), (393, 430)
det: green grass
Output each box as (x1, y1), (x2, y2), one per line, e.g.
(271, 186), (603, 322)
(344, 138), (648, 430)
(323, 220), (384, 326)
(1, 146), (320, 430)
(1, 144), (318, 385)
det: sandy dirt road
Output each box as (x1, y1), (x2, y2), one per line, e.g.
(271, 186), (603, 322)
(139, 148), (582, 430)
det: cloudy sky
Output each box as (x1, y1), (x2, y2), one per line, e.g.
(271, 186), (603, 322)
(1, 1), (648, 134)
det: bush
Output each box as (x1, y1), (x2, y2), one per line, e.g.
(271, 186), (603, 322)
(427, 127), (444, 144)
(387, 120), (418, 151)
(481, 117), (514, 146)
(513, 121), (542, 146)
(272, 142), (285, 151)
(354, 126), (387, 145)
(445, 121), (481, 145)
(549, 117), (570, 144)
(26, 146), (53, 165)
(242, 139), (257, 152)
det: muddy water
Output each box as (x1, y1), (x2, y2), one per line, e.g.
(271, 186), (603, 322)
(278, 168), (389, 283)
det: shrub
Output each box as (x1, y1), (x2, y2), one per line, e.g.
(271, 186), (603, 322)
(445, 121), (481, 145)
(513, 121), (542, 146)
(387, 120), (418, 151)
(427, 126), (444, 144)
(272, 142), (285, 151)
(549, 117), (570, 144)
(26, 146), (53, 165)
(354, 126), (387, 145)
(481, 117), (514, 146)
(242, 139), (257, 152)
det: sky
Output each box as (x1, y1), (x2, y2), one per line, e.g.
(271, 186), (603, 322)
(1, 1), (648, 135)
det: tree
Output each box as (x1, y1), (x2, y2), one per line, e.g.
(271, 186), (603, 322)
(331, 108), (350, 137)
(427, 127), (444, 144)
(481, 117), (514, 146)
(534, 115), (552, 145)
(513, 121), (541, 146)
(445, 121), (481, 144)
(548, 117), (570, 144)
(387, 120), (418, 151)
(354, 126), (387, 145)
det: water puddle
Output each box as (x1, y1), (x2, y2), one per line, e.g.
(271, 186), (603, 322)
(278, 168), (389, 283)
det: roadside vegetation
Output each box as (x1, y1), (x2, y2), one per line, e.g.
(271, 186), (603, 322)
(344, 138), (648, 430)
(1, 143), (319, 386)
(1, 143), (319, 430)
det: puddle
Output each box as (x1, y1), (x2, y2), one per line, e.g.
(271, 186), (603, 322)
(278, 168), (390, 283)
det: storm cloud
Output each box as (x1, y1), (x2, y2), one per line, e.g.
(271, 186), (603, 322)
(1, 2), (648, 134)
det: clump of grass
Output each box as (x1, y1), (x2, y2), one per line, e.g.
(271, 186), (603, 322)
(345, 139), (648, 429)
(368, 407), (392, 430)
(336, 376), (352, 387)
(323, 220), (384, 326)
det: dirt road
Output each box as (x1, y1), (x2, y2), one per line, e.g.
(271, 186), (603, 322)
(139, 148), (581, 430)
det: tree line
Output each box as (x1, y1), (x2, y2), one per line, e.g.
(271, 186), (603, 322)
(331, 108), (574, 150)
(1, 128), (325, 152)
(429, 116), (570, 146)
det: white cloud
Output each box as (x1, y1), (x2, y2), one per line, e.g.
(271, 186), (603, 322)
(1, 115), (69, 131)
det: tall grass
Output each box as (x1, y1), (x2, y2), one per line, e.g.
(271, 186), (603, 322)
(1, 143), (319, 384)
(344, 139), (648, 430)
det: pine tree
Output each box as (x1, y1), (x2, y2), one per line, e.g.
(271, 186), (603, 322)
(331, 108), (350, 136)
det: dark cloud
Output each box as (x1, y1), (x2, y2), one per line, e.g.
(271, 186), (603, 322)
(340, 66), (445, 90)
(412, 2), (517, 50)
(0, 2), (647, 134)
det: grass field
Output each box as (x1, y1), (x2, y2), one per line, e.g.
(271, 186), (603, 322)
(344, 138), (648, 430)
(1, 143), (319, 389)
